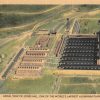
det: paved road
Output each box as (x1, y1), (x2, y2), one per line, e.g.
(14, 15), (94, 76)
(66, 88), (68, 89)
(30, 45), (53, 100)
(52, 75), (61, 94)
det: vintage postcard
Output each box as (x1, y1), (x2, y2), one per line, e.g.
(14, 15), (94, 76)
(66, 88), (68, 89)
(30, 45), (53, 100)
(0, 0), (100, 100)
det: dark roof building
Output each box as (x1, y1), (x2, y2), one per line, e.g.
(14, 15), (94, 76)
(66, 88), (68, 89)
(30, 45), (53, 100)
(58, 33), (100, 70)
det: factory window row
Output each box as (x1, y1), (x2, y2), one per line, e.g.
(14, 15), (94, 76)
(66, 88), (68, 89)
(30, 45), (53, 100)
(64, 46), (97, 48)
(29, 48), (48, 50)
(65, 43), (96, 46)
(58, 66), (99, 70)
(65, 46), (96, 49)
(67, 38), (97, 40)
(63, 50), (95, 53)
(66, 40), (97, 43)
(22, 59), (43, 62)
(18, 66), (39, 69)
(20, 63), (42, 66)
(64, 46), (97, 50)
(60, 58), (96, 61)
(59, 62), (95, 65)
(26, 53), (46, 56)
(62, 54), (94, 57)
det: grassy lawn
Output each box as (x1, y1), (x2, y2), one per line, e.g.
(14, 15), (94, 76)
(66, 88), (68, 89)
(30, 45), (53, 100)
(0, 5), (68, 38)
(0, 40), (17, 72)
(58, 85), (96, 94)
(76, 5), (100, 12)
(0, 75), (55, 94)
(0, 5), (100, 38)
(79, 19), (100, 34)
(58, 76), (100, 94)
(38, 21), (56, 30)
(95, 85), (100, 94)
(25, 35), (38, 46)
(94, 78), (100, 83)
(38, 19), (65, 30)
(61, 77), (93, 84)
(0, 37), (26, 73)
(0, 5), (55, 13)
(0, 5), (67, 29)
(0, 13), (45, 28)
(0, 23), (35, 38)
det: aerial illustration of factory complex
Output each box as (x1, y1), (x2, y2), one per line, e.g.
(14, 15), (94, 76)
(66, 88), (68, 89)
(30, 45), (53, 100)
(0, 5), (100, 94)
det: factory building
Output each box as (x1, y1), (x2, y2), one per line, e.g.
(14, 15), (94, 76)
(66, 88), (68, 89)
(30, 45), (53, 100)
(14, 48), (49, 79)
(58, 32), (100, 70)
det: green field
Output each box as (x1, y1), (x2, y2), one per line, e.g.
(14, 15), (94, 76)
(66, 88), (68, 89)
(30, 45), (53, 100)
(79, 19), (100, 34)
(59, 85), (96, 94)
(0, 5), (69, 38)
(25, 35), (38, 46)
(58, 76), (100, 94)
(0, 23), (36, 38)
(0, 5), (70, 28)
(0, 5), (55, 12)
(0, 37), (26, 72)
(0, 75), (55, 94)
(74, 5), (100, 12)
(61, 77), (93, 84)
(1, 75), (100, 94)
(1, 5), (100, 38)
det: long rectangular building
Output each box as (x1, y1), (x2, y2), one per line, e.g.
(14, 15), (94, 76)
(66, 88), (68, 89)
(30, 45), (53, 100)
(14, 48), (49, 79)
(58, 33), (100, 70)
